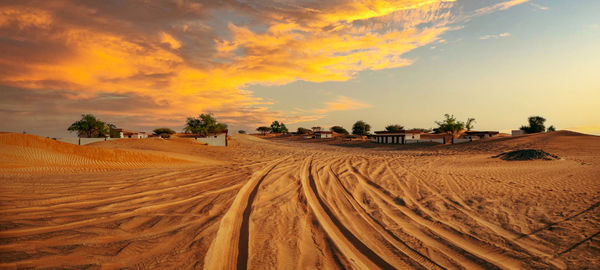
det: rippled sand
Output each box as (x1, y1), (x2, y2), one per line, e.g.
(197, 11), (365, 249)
(1, 131), (598, 269)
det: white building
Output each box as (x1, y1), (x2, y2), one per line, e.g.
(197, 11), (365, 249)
(195, 130), (228, 146)
(371, 130), (421, 144)
(114, 129), (148, 139)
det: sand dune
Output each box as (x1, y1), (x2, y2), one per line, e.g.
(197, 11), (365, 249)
(0, 134), (202, 174)
(1, 132), (598, 269)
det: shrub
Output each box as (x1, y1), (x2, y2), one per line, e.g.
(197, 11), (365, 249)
(330, 126), (349, 134)
(153, 128), (176, 138)
(385, 124), (404, 132)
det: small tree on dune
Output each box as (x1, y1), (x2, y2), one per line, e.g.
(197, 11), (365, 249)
(520, 116), (546, 134)
(547, 125), (556, 132)
(330, 126), (349, 135)
(68, 114), (111, 138)
(238, 130), (246, 134)
(352, 120), (371, 136)
(385, 124), (404, 132)
(184, 113), (228, 137)
(256, 126), (271, 135)
(153, 128), (176, 138)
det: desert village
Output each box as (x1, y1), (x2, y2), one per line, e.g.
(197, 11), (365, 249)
(1, 1), (599, 269)
(50, 113), (531, 148)
(1, 113), (599, 269)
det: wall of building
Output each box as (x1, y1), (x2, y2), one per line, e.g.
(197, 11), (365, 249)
(512, 130), (525, 136)
(55, 137), (121, 145)
(196, 133), (227, 146)
(315, 133), (332, 139)
(405, 134), (420, 140)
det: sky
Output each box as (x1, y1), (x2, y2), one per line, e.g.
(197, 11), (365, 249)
(0, 0), (598, 137)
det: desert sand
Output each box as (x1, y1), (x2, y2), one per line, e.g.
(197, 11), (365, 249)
(0, 131), (599, 269)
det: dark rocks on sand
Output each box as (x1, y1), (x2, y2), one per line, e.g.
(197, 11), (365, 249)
(493, 149), (559, 161)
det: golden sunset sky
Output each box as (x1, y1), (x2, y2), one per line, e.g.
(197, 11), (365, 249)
(0, 0), (598, 136)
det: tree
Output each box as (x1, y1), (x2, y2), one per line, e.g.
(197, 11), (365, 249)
(153, 128), (176, 138)
(270, 121), (288, 133)
(67, 114), (111, 138)
(385, 124), (404, 132)
(520, 116), (546, 134)
(256, 126), (271, 135)
(280, 123), (288, 133)
(465, 118), (476, 131)
(107, 123), (120, 138)
(184, 113), (228, 136)
(238, 130), (246, 134)
(352, 120), (371, 136)
(330, 126), (349, 135)
(547, 125), (556, 132)
(435, 114), (465, 137)
(297, 127), (312, 135)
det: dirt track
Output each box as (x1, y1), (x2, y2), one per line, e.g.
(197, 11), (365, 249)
(1, 132), (599, 269)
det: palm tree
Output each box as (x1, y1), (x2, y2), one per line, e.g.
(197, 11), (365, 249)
(465, 118), (476, 131)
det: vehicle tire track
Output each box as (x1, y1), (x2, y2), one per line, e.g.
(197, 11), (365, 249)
(299, 155), (399, 269)
(203, 156), (286, 270)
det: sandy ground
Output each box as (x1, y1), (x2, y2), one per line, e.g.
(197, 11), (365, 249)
(0, 131), (598, 269)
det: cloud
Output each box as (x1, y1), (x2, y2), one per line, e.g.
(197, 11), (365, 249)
(474, 0), (530, 16)
(160, 32), (182, 49)
(0, 0), (531, 134)
(312, 96), (372, 114)
(529, 3), (549, 10)
(480, 32), (511, 40)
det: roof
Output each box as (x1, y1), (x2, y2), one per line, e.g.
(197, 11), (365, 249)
(315, 131), (333, 134)
(373, 130), (422, 135)
(464, 131), (499, 135)
(178, 130), (228, 138)
(115, 128), (145, 135)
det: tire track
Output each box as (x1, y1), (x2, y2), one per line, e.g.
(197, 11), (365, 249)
(299, 155), (398, 269)
(323, 158), (444, 269)
(400, 157), (566, 269)
(203, 156), (286, 270)
(349, 158), (520, 269)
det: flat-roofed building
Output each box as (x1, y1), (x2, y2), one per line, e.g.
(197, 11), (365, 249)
(463, 131), (499, 140)
(314, 131), (333, 139)
(371, 130), (421, 144)
(114, 129), (148, 139)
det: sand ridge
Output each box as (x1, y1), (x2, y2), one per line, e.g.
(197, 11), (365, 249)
(1, 132), (599, 269)
(0, 134), (200, 173)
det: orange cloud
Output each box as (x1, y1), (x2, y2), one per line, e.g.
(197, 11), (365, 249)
(160, 32), (182, 49)
(0, 0), (530, 130)
(0, 6), (52, 29)
(312, 96), (372, 114)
